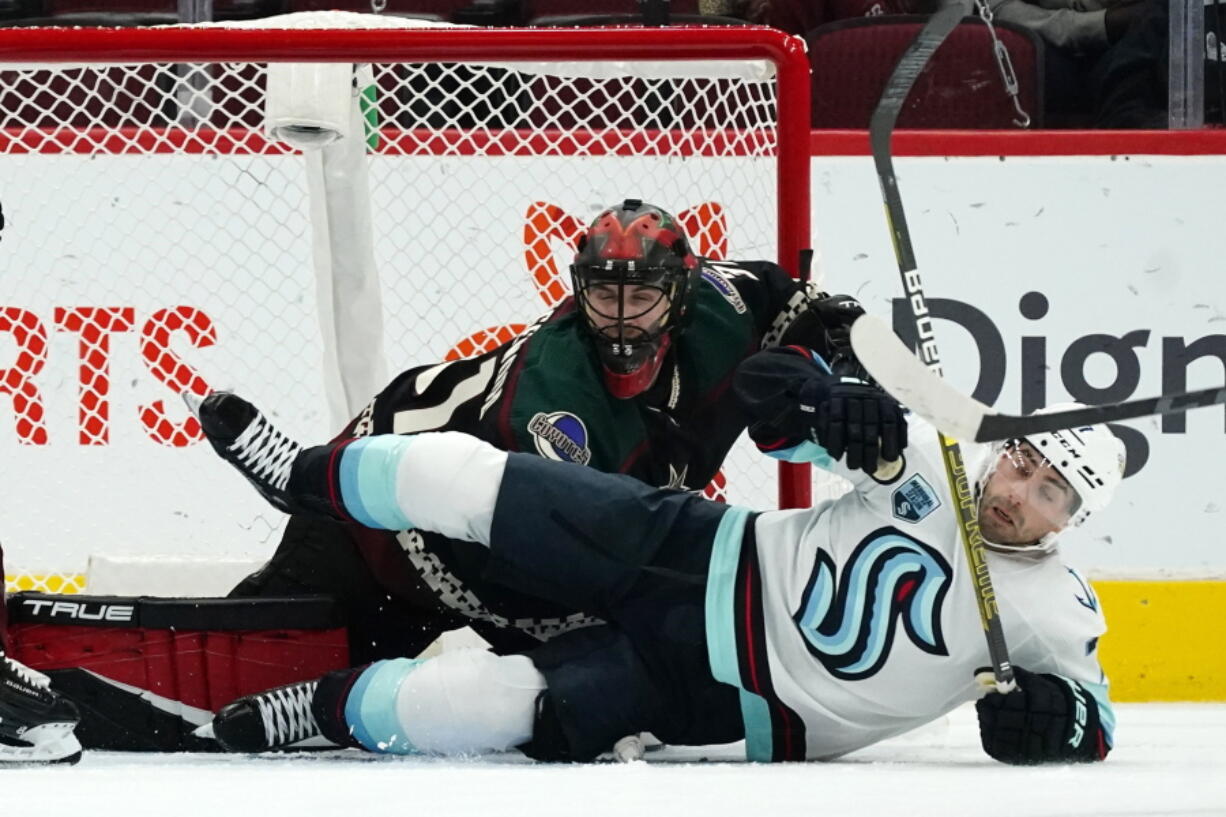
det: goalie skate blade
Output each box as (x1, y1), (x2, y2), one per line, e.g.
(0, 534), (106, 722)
(849, 314), (988, 442)
(0, 723), (83, 766)
(182, 391), (206, 419)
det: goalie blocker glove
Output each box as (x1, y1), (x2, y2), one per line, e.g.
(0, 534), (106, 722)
(0, 652), (83, 765)
(976, 666), (1109, 765)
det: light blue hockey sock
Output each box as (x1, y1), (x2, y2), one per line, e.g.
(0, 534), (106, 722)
(345, 658), (426, 754)
(336, 436), (417, 530)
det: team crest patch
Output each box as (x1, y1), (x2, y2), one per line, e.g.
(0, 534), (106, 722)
(528, 411), (592, 465)
(700, 269), (748, 314)
(892, 474), (941, 523)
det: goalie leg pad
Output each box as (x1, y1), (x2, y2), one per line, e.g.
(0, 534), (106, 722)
(7, 593), (348, 751)
(345, 650), (544, 756)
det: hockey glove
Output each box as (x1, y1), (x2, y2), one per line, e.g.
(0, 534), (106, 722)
(780, 293), (865, 367)
(804, 375), (907, 474)
(976, 666), (1109, 765)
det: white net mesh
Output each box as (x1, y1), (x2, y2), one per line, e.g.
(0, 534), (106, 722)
(0, 20), (829, 595)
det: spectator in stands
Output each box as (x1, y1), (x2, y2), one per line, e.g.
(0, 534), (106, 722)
(1090, 0), (1170, 127)
(750, 0), (1154, 127)
(746, 0), (1140, 47)
(987, 0), (1146, 53)
(986, 0), (1155, 125)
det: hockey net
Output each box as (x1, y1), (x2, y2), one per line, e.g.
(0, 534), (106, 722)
(0, 14), (823, 596)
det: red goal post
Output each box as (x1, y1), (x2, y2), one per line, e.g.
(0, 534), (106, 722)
(0, 18), (817, 595)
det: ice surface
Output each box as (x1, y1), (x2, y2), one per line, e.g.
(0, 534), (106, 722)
(4, 702), (1223, 817)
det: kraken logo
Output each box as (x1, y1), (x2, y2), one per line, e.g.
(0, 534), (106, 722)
(793, 527), (952, 680)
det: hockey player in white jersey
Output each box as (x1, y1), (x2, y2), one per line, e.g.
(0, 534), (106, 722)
(192, 340), (1121, 765)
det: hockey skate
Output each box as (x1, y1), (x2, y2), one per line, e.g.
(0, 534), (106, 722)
(188, 391), (303, 514)
(201, 679), (336, 753)
(0, 652), (82, 765)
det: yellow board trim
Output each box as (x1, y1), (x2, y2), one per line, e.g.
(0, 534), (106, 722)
(4, 574), (88, 595)
(4, 575), (1223, 700)
(1093, 580), (1226, 702)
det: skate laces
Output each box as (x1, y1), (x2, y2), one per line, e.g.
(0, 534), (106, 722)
(228, 412), (302, 491)
(256, 682), (319, 746)
(1, 654), (50, 691)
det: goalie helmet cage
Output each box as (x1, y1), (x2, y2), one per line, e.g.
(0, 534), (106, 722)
(0, 18), (817, 595)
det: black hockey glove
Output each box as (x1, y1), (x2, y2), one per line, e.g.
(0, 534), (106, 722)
(976, 666), (1109, 765)
(779, 293), (865, 366)
(802, 374), (907, 474)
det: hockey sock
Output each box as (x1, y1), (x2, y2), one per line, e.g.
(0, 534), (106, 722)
(289, 432), (507, 543)
(343, 651), (544, 756)
(309, 666), (368, 749)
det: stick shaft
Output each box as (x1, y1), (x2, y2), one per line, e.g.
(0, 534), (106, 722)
(868, 0), (1015, 691)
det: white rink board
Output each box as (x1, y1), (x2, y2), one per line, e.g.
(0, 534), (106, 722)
(2, 152), (1223, 575)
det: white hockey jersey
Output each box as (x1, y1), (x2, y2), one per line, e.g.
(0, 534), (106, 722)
(704, 417), (1114, 762)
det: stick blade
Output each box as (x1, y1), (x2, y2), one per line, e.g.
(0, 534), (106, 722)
(850, 314), (989, 442)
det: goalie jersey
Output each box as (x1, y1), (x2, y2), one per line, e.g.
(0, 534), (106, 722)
(707, 409), (1115, 762)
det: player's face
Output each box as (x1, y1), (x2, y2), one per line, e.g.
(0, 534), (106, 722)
(978, 440), (1079, 546)
(582, 283), (672, 339)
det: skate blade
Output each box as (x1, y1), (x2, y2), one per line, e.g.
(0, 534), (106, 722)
(0, 723), (83, 766)
(182, 391), (206, 418)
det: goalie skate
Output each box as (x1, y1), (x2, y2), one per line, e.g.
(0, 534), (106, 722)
(0, 653), (83, 765)
(189, 392), (304, 514)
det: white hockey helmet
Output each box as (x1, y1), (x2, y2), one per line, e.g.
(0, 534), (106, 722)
(978, 403), (1126, 553)
(1020, 406), (1127, 529)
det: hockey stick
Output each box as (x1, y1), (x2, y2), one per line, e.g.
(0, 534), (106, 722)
(868, 0), (1017, 693)
(852, 313), (1226, 442)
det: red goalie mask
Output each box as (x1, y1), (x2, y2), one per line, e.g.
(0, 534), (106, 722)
(569, 199), (699, 399)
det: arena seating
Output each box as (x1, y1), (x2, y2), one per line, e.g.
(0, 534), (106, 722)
(529, 13), (746, 26)
(7, 0), (279, 24)
(525, 0), (701, 17)
(807, 15), (1045, 128)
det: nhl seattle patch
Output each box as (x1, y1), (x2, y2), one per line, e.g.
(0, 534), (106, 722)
(528, 411), (592, 465)
(892, 474), (941, 523)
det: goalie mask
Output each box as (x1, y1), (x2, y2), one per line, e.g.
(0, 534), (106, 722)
(976, 404), (1127, 555)
(570, 200), (699, 399)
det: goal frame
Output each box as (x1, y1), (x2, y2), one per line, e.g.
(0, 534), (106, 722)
(0, 23), (813, 545)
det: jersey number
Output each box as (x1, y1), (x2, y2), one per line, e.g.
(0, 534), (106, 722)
(793, 527), (952, 681)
